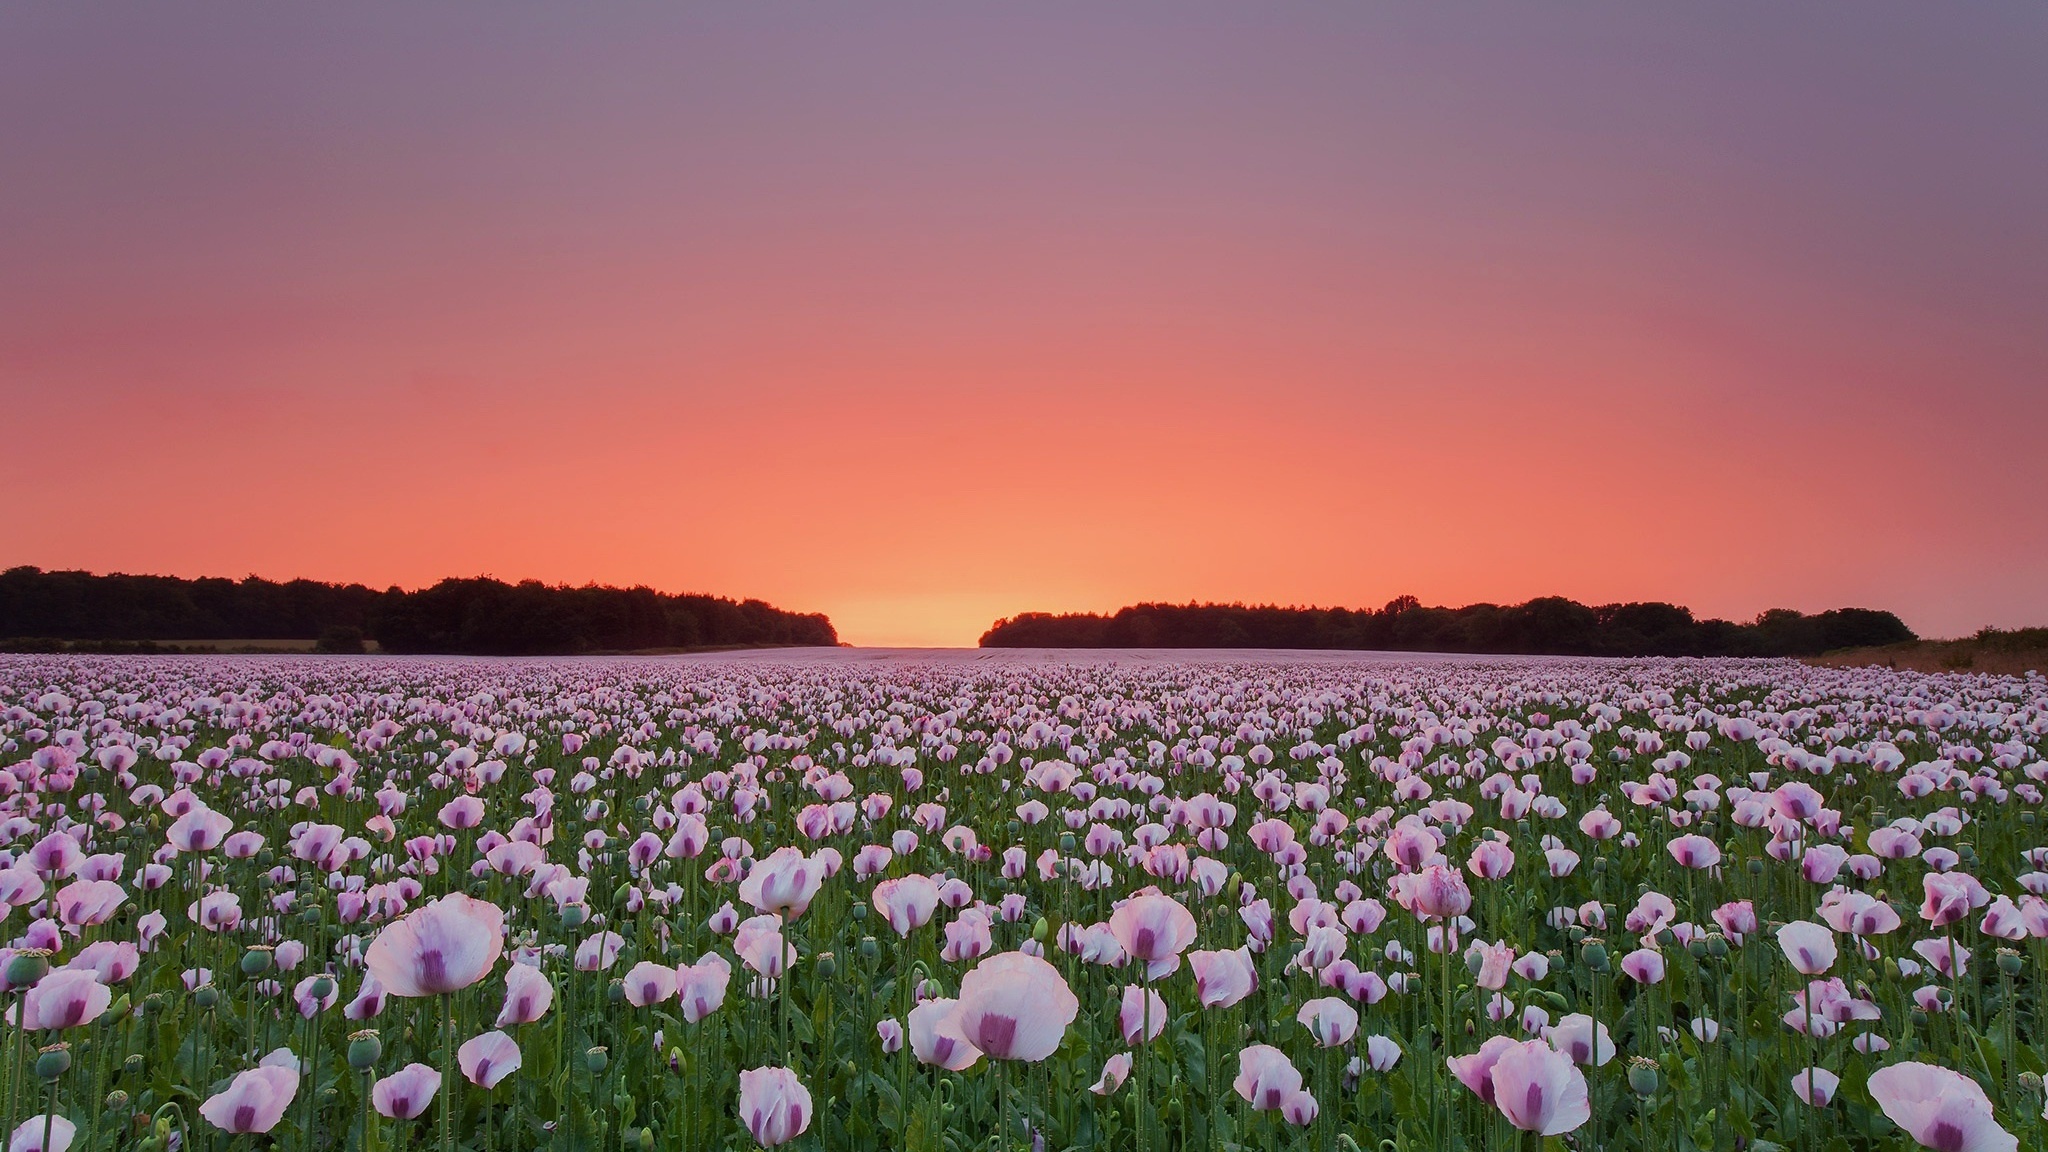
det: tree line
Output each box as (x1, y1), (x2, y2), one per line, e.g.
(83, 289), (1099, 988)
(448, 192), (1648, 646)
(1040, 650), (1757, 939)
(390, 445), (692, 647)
(0, 567), (838, 655)
(978, 596), (1917, 656)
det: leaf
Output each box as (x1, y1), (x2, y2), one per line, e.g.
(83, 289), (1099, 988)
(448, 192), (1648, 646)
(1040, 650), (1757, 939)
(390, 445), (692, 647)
(1174, 1030), (1208, 1093)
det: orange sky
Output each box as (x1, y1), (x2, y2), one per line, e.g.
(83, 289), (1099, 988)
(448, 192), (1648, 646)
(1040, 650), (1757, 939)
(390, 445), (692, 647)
(3, 6), (2045, 646)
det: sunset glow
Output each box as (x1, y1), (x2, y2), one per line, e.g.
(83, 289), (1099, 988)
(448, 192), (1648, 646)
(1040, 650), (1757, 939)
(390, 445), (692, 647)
(4, 6), (2043, 645)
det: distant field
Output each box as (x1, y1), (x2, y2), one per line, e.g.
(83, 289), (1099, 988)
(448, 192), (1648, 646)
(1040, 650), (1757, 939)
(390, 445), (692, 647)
(161, 637), (327, 651)
(1807, 628), (2048, 675)
(0, 637), (379, 654)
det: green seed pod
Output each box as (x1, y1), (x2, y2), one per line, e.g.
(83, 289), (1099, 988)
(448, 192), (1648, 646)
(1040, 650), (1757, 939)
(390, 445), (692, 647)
(607, 980), (625, 1003)
(105, 1089), (129, 1109)
(301, 907), (323, 925)
(240, 945), (274, 976)
(122, 1054), (144, 1077)
(347, 1030), (382, 1070)
(849, 903), (868, 921)
(561, 905), (589, 929)
(1058, 832), (1077, 853)
(1747, 859), (1764, 876)
(194, 985), (220, 1009)
(312, 977), (336, 1000)
(1007, 820), (1023, 838)
(256, 848), (276, 868)
(858, 936), (880, 962)
(5, 950), (51, 987)
(1706, 934), (1730, 959)
(36, 1043), (72, 1081)
(1999, 949), (2025, 976)
(585, 1046), (609, 1074)
(1626, 1057), (1659, 1098)
(816, 952), (838, 979)
(1581, 941), (1610, 973)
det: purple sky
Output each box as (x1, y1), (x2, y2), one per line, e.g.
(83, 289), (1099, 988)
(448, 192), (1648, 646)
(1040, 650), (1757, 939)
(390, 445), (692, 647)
(3, 4), (2044, 644)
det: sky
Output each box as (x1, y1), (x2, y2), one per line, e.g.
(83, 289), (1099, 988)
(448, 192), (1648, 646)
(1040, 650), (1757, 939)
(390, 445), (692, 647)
(4, 5), (2045, 647)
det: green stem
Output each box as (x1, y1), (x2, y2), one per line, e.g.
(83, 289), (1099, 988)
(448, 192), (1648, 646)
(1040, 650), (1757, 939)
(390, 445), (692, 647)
(440, 993), (454, 1152)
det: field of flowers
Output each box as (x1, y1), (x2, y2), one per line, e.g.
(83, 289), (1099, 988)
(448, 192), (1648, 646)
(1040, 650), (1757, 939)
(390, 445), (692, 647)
(0, 649), (2042, 1152)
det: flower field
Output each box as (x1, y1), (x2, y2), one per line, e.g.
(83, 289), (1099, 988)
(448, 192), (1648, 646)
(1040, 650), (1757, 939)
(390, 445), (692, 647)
(0, 649), (2043, 1152)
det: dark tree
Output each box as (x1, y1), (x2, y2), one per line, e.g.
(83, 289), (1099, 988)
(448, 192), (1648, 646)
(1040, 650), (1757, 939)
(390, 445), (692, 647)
(0, 567), (837, 655)
(979, 597), (1915, 657)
